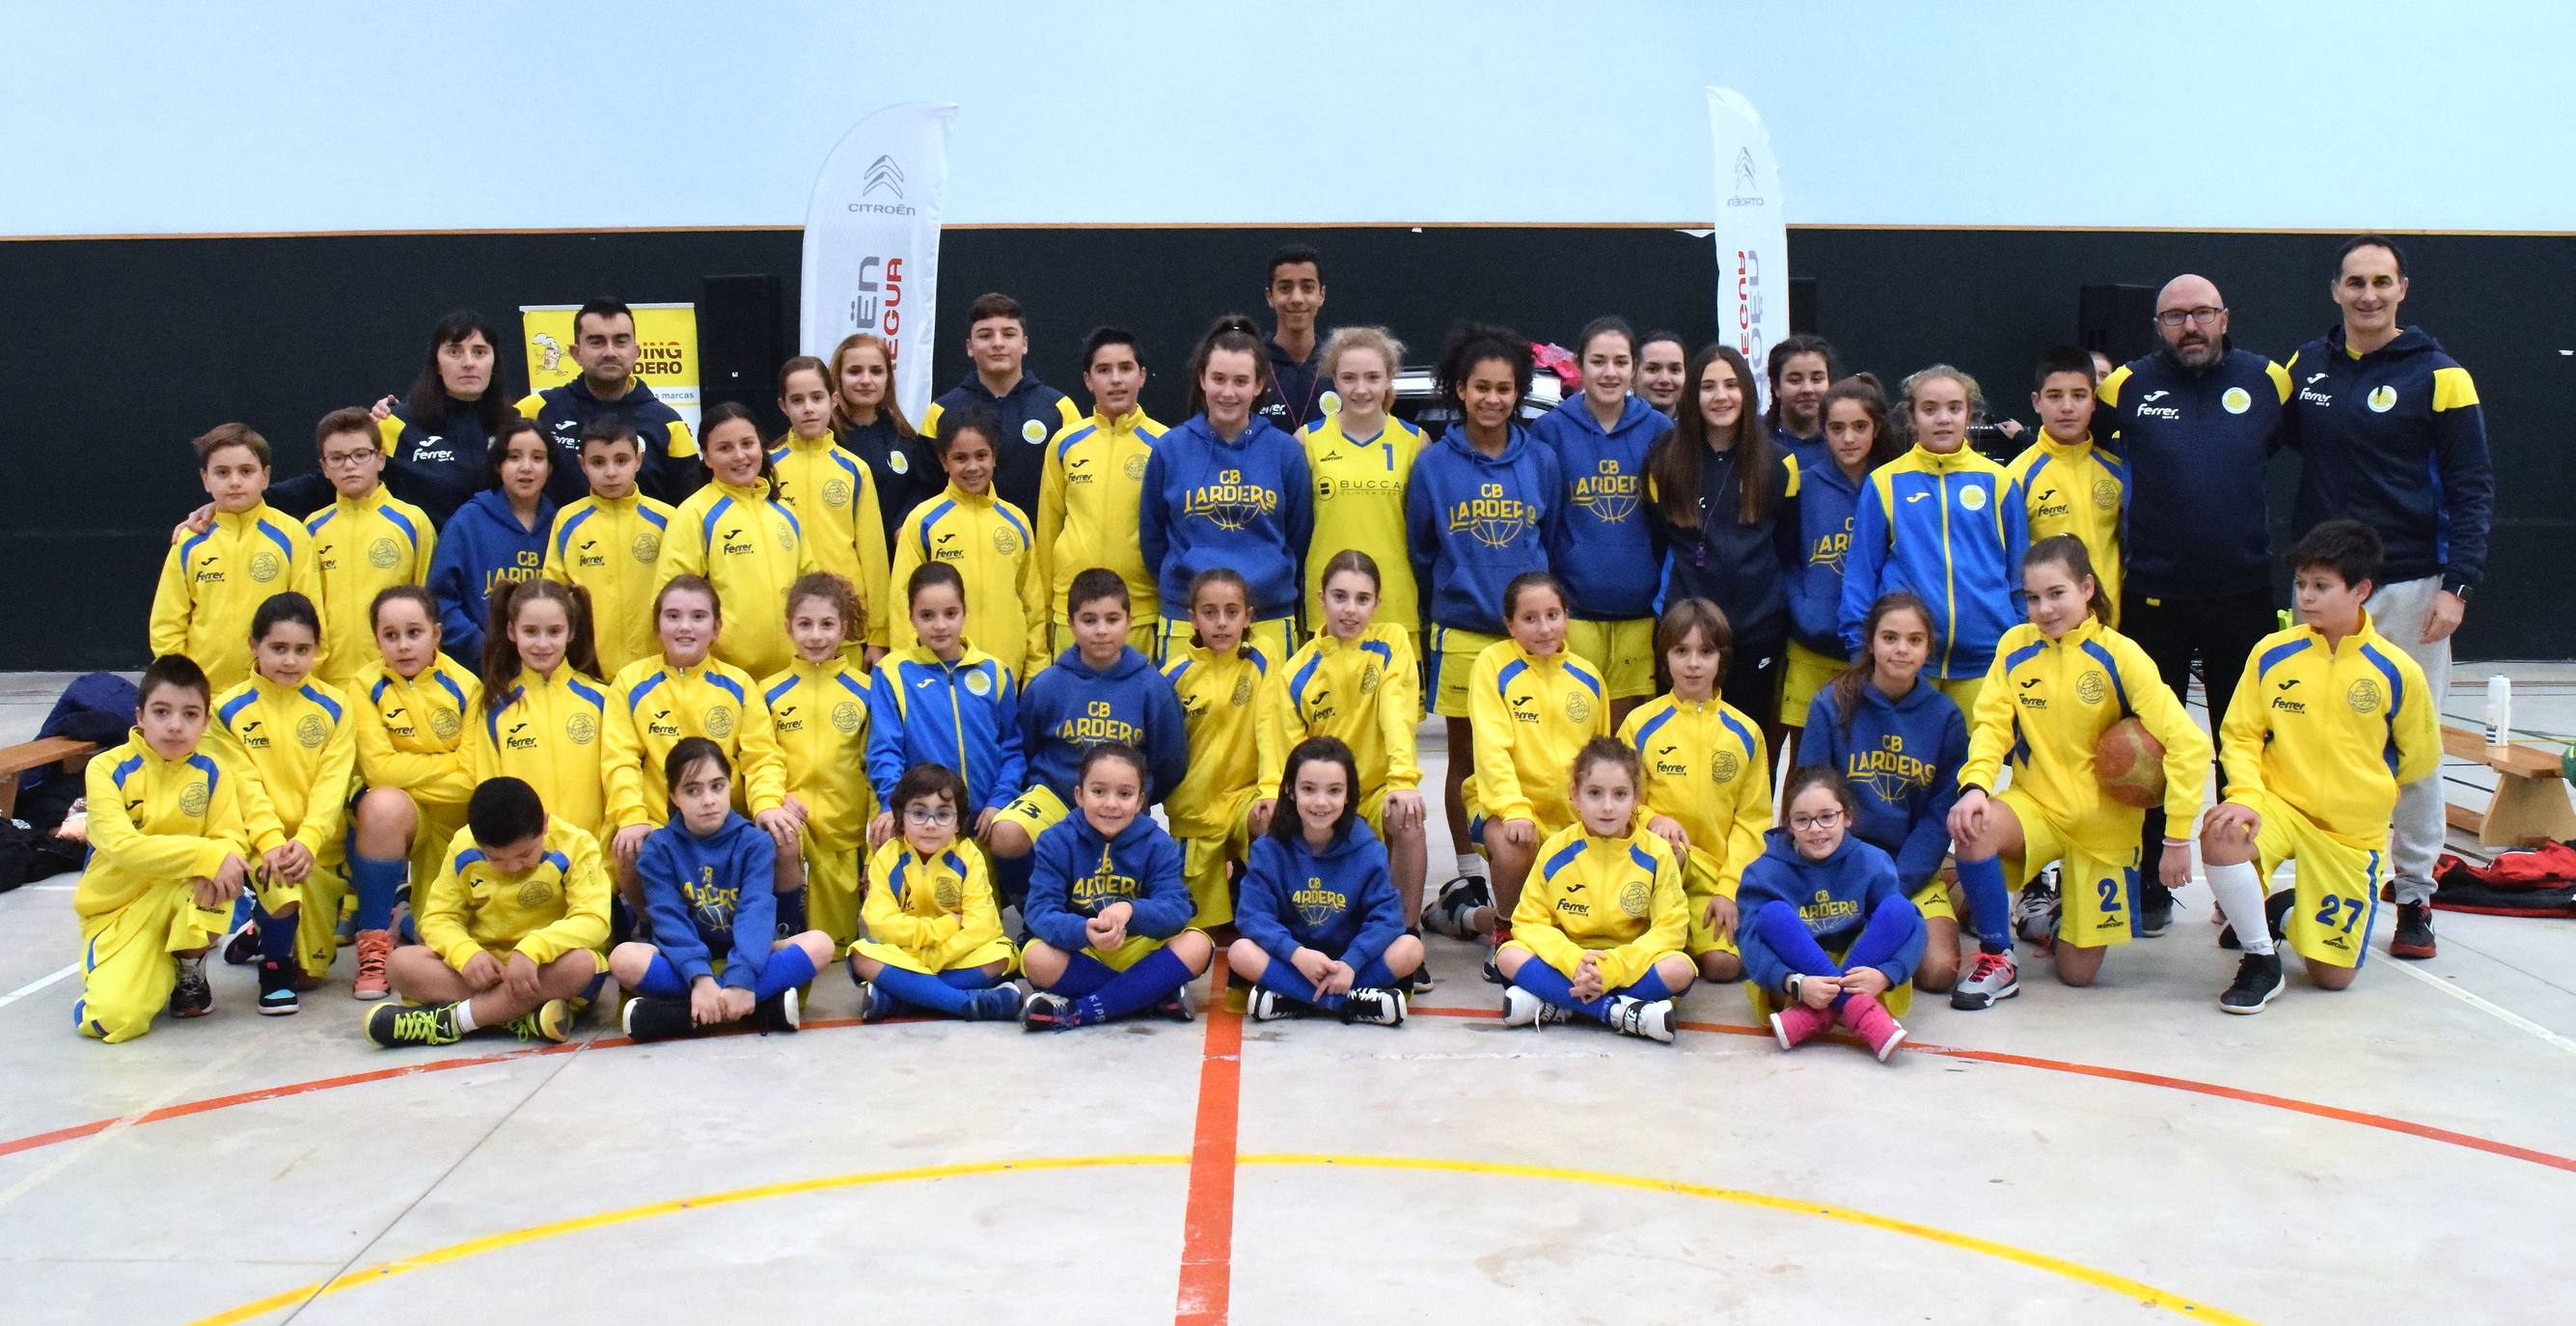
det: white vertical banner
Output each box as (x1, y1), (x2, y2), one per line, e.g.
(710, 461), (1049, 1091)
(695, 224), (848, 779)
(801, 101), (957, 417)
(1707, 87), (1789, 414)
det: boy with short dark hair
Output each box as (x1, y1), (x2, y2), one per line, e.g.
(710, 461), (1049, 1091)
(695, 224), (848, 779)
(541, 417), (676, 676)
(365, 775), (610, 1046)
(987, 569), (1187, 862)
(1037, 327), (1165, 653)
(918, 292), (1082, 514)
(150, 424), (322, 691)
(2004, 346), (2126, 623)
(2201, 519), (2437, 1013)
(306, 407), (438, 687)
(1259, 245), (1329, 430)
(73, 655), (253, 1041)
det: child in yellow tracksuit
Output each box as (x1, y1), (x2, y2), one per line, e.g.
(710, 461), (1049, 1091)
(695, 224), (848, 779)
(1256, 550), (1427, 927)
(2004, 348), (2126, 625)
(302, 407), (438, 687)
(771, 357), (893, 658)
(847, 762), (1022, 1021)
(763, 572), (877, 950)
(150, 423), (322, 693)
(72, 656), (254, 1042)
(599, 575), (793, 918)
(889, 407), (1049, 682)
(1429, 572), (1610, 958)
(1037, 330), (1165, 654)
(659, 403), (818, 680)
(366, 776), (610, 1048)
(2201, 520), (2440, 1013)
(1617, 598), (1770, 984)
(544, 418), (677, 677)
(346, 585), (480, 1000)
(211, 593), (358, 1014)
(1949, 536), (2209, 1005)
(1494, 737), (1695, 1042)
(467, 579), (611, 842)
(1161, 568), (1270, 928)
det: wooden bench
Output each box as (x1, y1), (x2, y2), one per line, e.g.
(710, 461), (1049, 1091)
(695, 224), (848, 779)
(2441, 725), (2576, 848)
(0, 738), (97, 819)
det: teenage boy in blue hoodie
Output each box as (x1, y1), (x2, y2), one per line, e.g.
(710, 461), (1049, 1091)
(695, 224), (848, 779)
(1532, 318), (1674, 722)
(988, 570), (1188, 863)
(1229, 735), (1420, 1025)
(1019, 744), (1212, 1031)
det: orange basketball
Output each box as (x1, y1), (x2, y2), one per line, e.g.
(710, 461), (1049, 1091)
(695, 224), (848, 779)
(2093, 716), (2166, 810)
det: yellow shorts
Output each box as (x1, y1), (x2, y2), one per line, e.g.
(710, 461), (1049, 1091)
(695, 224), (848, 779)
(1997, 786), (2140, 948)
(1935, 672), (1986, 718)
(1425, 624), (1504, 719)
(1563, 618), (1657, 700)
(1175, 787), (1259, 929)
(801, 836), (864, 951)
(76, 883), (233, 1042)
(2243, 789), (2385, 970)
(849, 930), (1016, 976)
(1679, 851), (1739, 959)
(1158, 615), (1294, 670)
(1779, 640), (1848, 729)
(1912, 881), (1958, 925)
(991, 784), (1072, 845)
(1054, 618), (1161, 658)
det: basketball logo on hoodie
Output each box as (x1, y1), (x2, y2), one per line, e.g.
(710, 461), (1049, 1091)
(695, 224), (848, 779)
(1023, 420), (1047, 444)
(2368, 385), (2398, 413)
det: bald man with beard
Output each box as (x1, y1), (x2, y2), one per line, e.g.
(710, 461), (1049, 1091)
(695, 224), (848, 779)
(2092, 274), (2294, 938)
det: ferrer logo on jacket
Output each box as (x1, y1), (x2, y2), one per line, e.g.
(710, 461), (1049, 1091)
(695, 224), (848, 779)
(1183, 468), (1279, 531)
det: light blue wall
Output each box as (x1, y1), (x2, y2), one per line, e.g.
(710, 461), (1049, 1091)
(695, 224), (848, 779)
(6, 1), (2569, 235)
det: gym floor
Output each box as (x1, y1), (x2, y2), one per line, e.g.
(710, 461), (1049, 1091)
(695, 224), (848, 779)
(2, 668), (2571, 1326)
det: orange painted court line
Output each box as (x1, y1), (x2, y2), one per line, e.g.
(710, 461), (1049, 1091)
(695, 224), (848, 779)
(1410, 1004), (2576, 1175)
(1173, 959), (1243, 1326)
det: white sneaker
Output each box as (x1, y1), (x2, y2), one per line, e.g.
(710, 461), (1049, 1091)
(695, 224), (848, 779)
(1607, 995), (1676, 1043)
(1340, 987), (1406, 1027)
(1500, 986), (1546, 1028)
(1247, 988), (1297, 1021)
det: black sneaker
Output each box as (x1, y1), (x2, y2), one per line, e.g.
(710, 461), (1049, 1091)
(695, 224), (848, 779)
(1021, 990), (1073, 1032)
(2218, 953), (2285, 1015)
(1480, 951), (1505, 986)
(620, 996), (694, 1041)
(1409, 954), (1435, 994)
(854, 980), (894, 1023)
(222, 923), (260, 966)
(962, 984), (1023, 1022)
(1423, 876), (1491, 940)
(364, 1001), (461, 1047)
(169, 957), (214, 1018)
(1340, 987), (1407, 1027)
(257, 959), (300, 1016)
(1152, 991), (1195, 1023)
(754, 987), (801, 1034)
(2390, 901), (2436, 959)
(2138, 883), (2174, 938)
(2218, 889), (2296, 952)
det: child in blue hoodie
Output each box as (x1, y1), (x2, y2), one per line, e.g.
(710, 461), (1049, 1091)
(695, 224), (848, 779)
(1019, 743), (1213, 1031)
(1783, 376), (1901, 733)
(1739, 767), (1923, 1063)
(1228, 735), (1420, 1026)
(427, 419), (559, 664)
(1406, 324), (1561, 894)
(1797, 591), (1969, 993)
(610, 739), (835, 1040)
(1532, 318), (1673, 722)
(865, 562), (1025, 850)
(988, 569), (1187, 863)
(1138, 316), (1313, 667)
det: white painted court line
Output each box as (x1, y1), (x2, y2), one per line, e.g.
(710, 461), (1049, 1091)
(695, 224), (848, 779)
(2389, 958), (2576, 1060)
(0, 962), (77, 1010)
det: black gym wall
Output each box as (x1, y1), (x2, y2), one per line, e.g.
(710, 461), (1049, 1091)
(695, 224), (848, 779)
(1, 226), (2565, 671)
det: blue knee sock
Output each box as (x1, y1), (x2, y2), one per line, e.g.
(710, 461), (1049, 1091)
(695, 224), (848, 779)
(753, 945), (817, 1002)
(1511, 959), (1613, 1023)
(1611, 969), (1675, 1003)
(348, 853), (403, 932)
(1050, 952), (1116, 999)
(775, 887), (808, 934)
(1956, 855), (2014, 951)
(1254, 960), (1339, 1010)
(635, 953), (691, 998)
(1075, 947), (1192, 1024)
(1745, 903), (1842, 977)
(938, 968), (998, 989)
(868, 965), (976, 1015)
(257, 899), (300, 967)
(993, 852), (1034, 908)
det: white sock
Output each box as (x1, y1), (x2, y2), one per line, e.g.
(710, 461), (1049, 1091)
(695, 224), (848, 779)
(2206, 861), (2275, 956)
(1454, 853), (1487, 881)
(450, 1000), (480, 1035)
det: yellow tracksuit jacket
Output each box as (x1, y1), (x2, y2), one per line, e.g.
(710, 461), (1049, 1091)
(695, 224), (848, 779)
(1509, 824), (1690, 988)
(1037, 407), (1165, 627)
(1161, 642), (1271, 836)
(602, 655), (787, 832)
(149, 504), (323, 692)
(1616, 692), (1771, 898)
(209, 676), (358, 865)
(1255, 624), (1421, 799)
(2219, 612), (2440, 843)
(543, 491), (676, 677)
(770, 433), (893, 649)
(1959, 616), (2210, 843)
(303, 486), (437, 686)
(854, 838), (1015, 974)
(416, 818), (613, 970)
(889, 483), (1048, 681)
(2004, 434), (2126, 624)
(1468, 640), (1611, 830)
(761, 658), (876, 846)
(467, 667), (611, 839)
(660, 479), (819, 680)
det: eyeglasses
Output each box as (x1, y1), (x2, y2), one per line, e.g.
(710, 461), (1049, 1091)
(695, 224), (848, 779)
(1790, 809), (1845, 831)
(903, 806), (957, 827)
(2154, 307), (2226, 328)
(320, 449), (379, 469)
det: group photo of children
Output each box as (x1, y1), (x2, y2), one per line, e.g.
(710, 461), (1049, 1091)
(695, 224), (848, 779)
(86, 233), (2483, 1065)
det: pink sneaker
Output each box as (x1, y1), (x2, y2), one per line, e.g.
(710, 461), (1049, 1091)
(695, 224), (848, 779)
(1836, 993), (1908, 1063)
(1768, 1000), (1832, 1050)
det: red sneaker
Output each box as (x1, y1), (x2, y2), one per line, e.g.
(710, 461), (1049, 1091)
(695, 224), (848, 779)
(352, 930), (393, 1001)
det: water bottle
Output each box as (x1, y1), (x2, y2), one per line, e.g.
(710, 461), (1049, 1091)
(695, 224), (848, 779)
(2485, 675), (2511, 748)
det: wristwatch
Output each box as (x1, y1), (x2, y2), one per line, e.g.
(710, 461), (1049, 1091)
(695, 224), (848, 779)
(2444, 581), (2474, 604)
(1785, 974), (1804, 1002)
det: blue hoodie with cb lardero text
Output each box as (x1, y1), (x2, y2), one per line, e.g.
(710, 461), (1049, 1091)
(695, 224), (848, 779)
(1236, 819), (1404, 975)
(1530, 395), (1672, 621)
(1139, 414), (1314, 622)
(1017, 645), (1188, 806)
(1404, 425), (1562, 633)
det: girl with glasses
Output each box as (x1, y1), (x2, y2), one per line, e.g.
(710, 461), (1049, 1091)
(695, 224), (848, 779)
(1739, 766), (1925, 1062)
(845, 762), (1022, 1022)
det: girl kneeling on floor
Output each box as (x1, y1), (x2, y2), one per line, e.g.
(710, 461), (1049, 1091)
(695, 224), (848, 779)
(1229, 735), (1420, 1027)
(1020, 743), (1212, 1031)
(611, 739), (834, 1040)
(1739, 767), (1924, 1062)
(1494, 737), (1696, 1042)
(847, 762), (1021, 1022)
